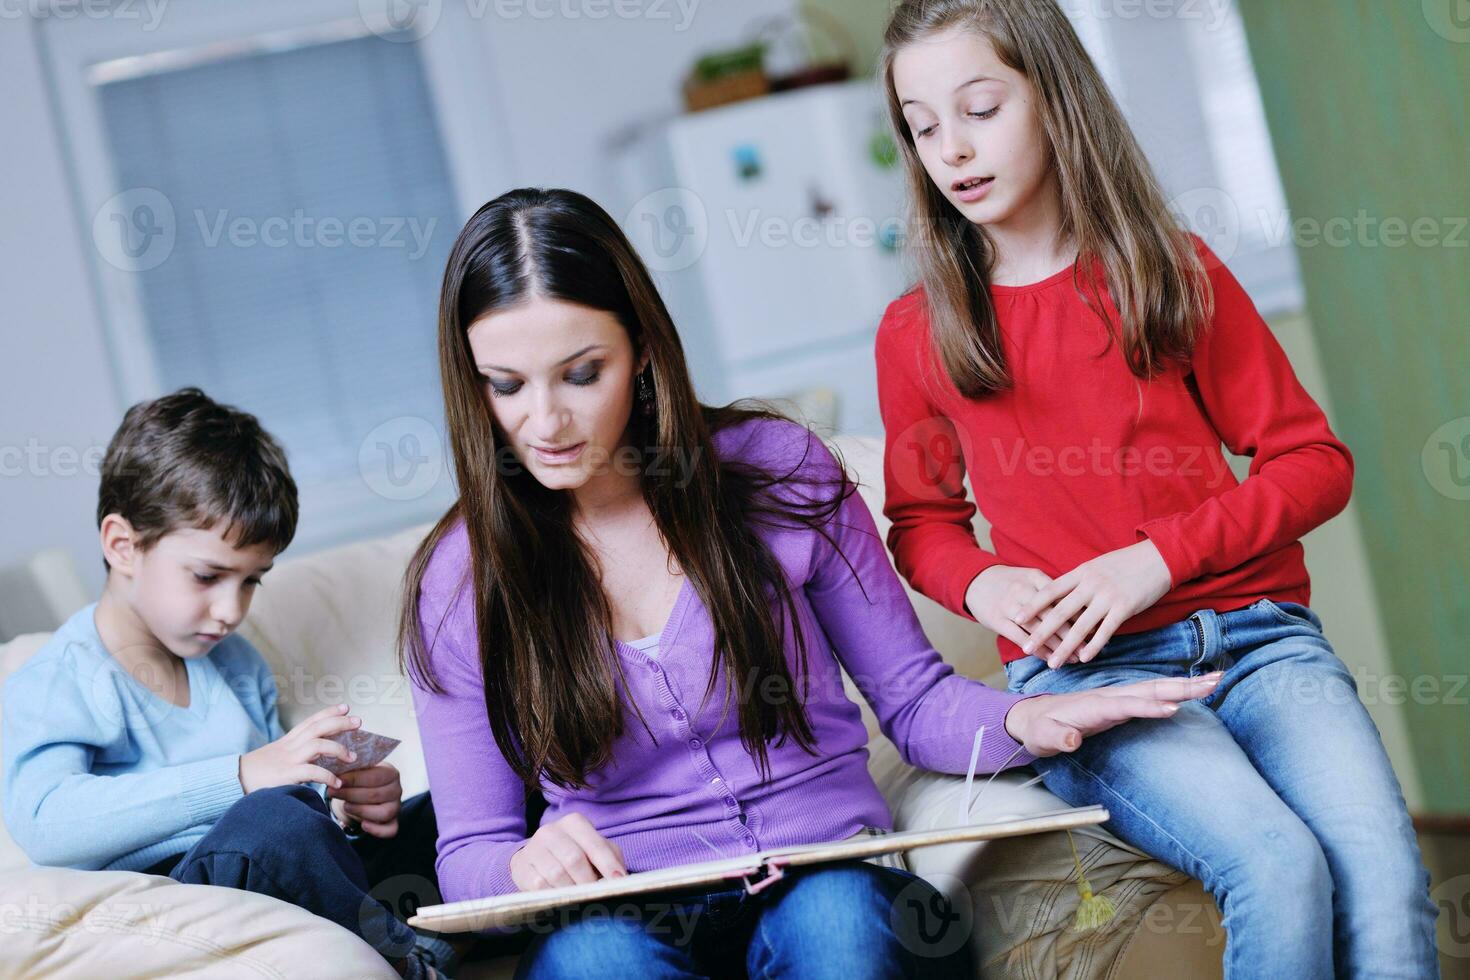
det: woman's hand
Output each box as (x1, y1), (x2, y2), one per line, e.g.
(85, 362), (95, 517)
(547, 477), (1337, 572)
(509, 812), (627, 892)
(1014, 541), (1173, 668)
(327, 762), (402, 838)
(239, 704), (360, 794)
(1003, 673), (1222, 756)
(964, 565), (1074, 658)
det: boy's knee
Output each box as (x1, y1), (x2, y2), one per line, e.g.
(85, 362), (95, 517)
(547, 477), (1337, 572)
(225, 784), (331, 831)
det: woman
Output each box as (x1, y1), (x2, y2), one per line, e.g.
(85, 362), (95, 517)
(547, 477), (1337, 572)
(400, 187), (1218, 978)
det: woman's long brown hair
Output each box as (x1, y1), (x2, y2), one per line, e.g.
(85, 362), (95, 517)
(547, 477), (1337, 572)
(881, 0), (1213, 397)
(399, 188), (855, 792)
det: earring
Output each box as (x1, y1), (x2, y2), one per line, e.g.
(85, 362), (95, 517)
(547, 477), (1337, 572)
(637, 370), (654, 415)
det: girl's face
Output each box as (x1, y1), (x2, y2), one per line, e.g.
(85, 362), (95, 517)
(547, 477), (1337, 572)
(892, 28), (1054, 231)
(467, 295), (645, 495)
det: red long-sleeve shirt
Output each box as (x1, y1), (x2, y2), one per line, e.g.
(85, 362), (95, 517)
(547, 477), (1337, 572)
(876, 241), (1354, 664)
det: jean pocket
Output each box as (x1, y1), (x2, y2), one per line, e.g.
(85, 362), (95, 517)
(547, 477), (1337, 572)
(1260, 598), (1322, 632)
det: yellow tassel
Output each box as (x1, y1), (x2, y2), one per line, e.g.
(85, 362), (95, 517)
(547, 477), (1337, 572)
(1067, 829), (1116, 931)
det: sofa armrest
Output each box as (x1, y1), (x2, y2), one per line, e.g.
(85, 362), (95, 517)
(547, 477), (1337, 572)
(867, 736), (1223, 979)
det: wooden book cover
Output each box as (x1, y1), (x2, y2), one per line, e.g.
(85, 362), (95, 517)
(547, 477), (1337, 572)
(409, 804), (1109, 933)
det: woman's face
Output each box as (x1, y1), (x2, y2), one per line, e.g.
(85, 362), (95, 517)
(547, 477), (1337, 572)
(892, 28), (1054, 231)
(467, 295), (645, 494)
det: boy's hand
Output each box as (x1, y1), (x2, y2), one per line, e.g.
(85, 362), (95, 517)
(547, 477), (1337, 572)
(239, 704), (361, 794)
(326, 762), (402, 839)
(1014, 541), (1173, 668)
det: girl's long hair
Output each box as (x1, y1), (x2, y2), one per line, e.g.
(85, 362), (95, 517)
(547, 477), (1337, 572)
(399, 188), (853, 791)
(881, 0), (1212, 397)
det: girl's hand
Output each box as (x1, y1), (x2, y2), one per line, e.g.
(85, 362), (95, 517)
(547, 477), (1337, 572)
(1003, 673), (1222, 755)
(239, 704), (360, 794)
(964, 565), (1074, 658)
(509, 812), (627, 892)
(327, 762), (402, 838)
(1015, 541), (1173, 668)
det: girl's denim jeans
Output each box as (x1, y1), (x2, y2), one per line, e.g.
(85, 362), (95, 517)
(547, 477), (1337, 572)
(1004, 597), (1440, 979)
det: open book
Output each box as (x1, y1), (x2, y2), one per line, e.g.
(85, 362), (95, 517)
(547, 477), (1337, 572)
(408, 803), (1108, 933)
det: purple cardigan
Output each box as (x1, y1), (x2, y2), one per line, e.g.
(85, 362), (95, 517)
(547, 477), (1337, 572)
(411, 417), (1038, 902)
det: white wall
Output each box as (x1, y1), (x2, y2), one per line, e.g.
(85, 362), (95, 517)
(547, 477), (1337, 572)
(0, 16), (124, 595)
(0, 0), (794, 597)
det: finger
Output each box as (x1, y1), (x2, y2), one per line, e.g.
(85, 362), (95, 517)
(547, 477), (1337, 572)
(1017, 614), (1069, 653)
(357, 819), (399, 840)
(528, 852), (572, 889)
(992, 617), (1039, 653)
(306, 738), (355, 765)
(341, 764), (399, 789)
(562, 818), (627, 879)
(1032, 591), (1090, 664)
(303, 714), (363, 740)
(1025, 715), (1085, 756)
(1064, 695), (1182, 733)
(1103, 673), (1223, 703)
(300, 765), (344, 790)
(1077, 608), (1128, 663)
(343, 800), (398, 824)
(1025, 569), (1053, 590)
(289, 704), (351, 733)
(1050, 603), (1108, 666)
(334, 782), (398, 805)
(545, 836), (601, 885)
(1017, 571), (1077, 625)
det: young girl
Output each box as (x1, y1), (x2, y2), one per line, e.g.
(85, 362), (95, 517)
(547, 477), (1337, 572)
(876, 2), (1439, 977)
(400, 187), (1216, 978)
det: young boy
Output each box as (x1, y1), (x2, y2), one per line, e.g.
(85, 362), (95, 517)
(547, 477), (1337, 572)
(1, 387), (454, 979)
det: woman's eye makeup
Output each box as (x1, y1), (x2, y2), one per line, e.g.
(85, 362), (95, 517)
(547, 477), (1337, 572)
(486, 364), (601, 396)
(193, 573), (217, 584)
(969, 106), (1000, 120)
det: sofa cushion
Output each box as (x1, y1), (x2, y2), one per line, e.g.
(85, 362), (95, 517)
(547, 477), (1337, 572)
(0, 632), (50, 874)
(0, 868), (395, 979)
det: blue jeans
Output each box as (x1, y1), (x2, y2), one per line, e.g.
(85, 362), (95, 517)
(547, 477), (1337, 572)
(512, 860), (973, 979)
(149, 785), (442, 965)
(1004, 597), (1439, 979)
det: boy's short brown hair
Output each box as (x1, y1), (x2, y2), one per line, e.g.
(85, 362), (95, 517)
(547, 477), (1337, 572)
(97, 387), (298, 569)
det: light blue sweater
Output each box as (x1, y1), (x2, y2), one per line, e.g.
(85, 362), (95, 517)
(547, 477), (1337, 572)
(2, 603), (292, 872)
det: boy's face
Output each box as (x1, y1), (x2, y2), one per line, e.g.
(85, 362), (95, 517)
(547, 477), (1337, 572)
(111, 522), (277, 658)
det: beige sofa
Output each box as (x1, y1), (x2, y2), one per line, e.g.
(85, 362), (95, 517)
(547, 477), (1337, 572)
(0, 435), (1224, 978)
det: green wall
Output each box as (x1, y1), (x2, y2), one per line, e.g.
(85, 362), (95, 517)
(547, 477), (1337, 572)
(1236, 0), (1470, 814)
(803, 0), (892, 77)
